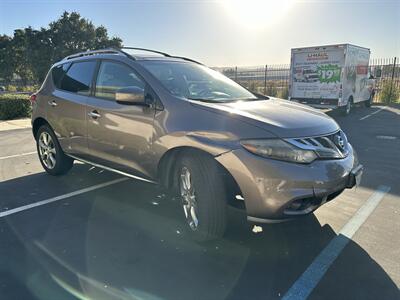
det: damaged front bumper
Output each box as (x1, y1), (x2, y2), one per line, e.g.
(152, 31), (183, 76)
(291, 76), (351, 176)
(216, 144), (362, 223)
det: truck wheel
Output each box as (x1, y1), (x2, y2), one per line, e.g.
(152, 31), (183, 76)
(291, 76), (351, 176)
(342, 98), (352, 116)
(36, 124), (74, 176)
(176, 153), (227, 241)
(365, 93), (373, 108)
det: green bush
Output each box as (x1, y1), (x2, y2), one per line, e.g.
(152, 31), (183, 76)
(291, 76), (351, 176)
(3, 85), (39, 93)
(248, 81), (258, 93)
(379, 80), (400, 103)
(266, 82), (277, 97)
(17, 85), (40, 92)
(0, 94), (31, 120)
(5, 85), (17, 92)
(277, 86), (289, 100)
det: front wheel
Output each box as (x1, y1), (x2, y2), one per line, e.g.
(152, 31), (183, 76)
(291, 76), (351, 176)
(36, 124), (74, 175)
(176, 153), (227, 241)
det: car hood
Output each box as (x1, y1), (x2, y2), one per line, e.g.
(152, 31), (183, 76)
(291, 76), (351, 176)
(189, 98), (340, 138)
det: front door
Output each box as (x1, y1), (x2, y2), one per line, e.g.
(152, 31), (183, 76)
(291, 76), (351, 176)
(86, 60), (156, 178)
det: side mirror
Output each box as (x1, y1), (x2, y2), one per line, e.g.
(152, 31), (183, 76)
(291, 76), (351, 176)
(115, 86), (146, 105)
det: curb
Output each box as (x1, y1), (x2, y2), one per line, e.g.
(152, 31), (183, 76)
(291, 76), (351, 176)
(0, 118), (31, 132)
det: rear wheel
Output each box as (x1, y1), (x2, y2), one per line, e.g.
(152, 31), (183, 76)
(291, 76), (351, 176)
(176, 153), (227, 241)
(36, 125), (74, 175)
(365, 93), (373, 108)
(341, 98), (352, 116)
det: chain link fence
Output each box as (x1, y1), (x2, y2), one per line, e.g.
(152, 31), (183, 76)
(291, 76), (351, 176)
(214, 57), (400, 103)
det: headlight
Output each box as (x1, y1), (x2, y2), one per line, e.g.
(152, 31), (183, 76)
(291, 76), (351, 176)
(240, 139), (317, 164)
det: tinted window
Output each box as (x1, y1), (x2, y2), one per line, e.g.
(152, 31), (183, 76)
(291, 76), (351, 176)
(95, 61), (145, 100)
(60, 61), (97, 95)
(52, 63), (71, 89)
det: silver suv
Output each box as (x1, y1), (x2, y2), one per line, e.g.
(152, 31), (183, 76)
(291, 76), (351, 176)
(31, 48), (363, 241)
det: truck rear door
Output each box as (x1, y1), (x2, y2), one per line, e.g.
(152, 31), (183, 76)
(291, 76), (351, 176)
(290, 46), (345, 107)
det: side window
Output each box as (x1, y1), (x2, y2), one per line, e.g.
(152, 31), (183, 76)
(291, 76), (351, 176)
(60, 61), (97, 95)
(95, 61), (145, 100)
(52, 63), (71, 89)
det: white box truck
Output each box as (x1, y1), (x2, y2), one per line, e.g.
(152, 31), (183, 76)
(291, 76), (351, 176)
(289, 44), (375, 115)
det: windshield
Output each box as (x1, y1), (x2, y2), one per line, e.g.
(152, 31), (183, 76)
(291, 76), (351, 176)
(139, 60), (258, 102)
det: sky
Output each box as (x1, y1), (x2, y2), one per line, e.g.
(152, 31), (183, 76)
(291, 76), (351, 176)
(1, 0), (399, 66)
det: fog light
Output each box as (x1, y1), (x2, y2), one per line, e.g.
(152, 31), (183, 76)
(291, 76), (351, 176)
(290, 199), (303, 210)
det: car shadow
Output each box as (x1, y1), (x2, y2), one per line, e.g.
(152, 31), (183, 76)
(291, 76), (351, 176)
(1, 169), (399, 300)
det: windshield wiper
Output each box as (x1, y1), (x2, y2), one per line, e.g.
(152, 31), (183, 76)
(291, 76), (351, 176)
(240, 97), (267, 101)
(187, 97), (231, 103)
(188, 95), (268, 103)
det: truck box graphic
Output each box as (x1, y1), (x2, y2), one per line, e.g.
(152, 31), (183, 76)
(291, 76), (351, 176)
(289, 44), (372, 110)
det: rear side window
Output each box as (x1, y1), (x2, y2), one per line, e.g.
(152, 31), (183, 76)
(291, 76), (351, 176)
(59, 61), (97, 95)
(52, 63), (71, 88)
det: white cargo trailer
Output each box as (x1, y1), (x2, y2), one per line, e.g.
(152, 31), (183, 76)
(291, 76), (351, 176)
(289, 44), (375, 115)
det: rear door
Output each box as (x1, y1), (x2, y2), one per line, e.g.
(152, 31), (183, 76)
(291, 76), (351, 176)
(290, 46), (344, 102)
(47, 60), (97, 155)
(86, 60), (156, 178)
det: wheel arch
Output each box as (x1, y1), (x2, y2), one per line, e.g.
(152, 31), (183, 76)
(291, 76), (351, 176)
(32, 117), (51, 139)
(158, 146), (244, 208)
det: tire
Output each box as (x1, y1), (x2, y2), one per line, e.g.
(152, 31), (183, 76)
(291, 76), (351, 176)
(36, 124), (74, 175)
(365, 93), (373, 108)
(176, 152), (227, 241)
(341, 98), (352, 116)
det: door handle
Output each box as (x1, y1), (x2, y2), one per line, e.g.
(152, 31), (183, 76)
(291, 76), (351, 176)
(88, 110), (101, 119)
(48, 100), (57, 107)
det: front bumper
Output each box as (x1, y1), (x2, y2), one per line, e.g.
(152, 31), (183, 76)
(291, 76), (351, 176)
(216, 144), (361, 222)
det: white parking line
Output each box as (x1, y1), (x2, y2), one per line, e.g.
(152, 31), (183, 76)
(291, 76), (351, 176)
(359, 107), (386, 120)
(0, 151), (37, 160)
(282, 185), (391, 300)
(0, 178), (128, 218)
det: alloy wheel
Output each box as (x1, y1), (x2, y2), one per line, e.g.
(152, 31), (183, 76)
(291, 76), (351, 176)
(38, 131), (56, 169)
(179, 166), (199, 230)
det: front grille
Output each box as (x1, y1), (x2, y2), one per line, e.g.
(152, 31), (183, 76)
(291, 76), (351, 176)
(286, 130), (349, 159)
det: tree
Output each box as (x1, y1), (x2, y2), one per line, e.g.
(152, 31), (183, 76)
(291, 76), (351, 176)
(47, 11), (122, 62)
(25, 27), (53, 83)
(1, 11), (123, 84)
(10, 29), (34, 85)
(0, 35), (14, 82)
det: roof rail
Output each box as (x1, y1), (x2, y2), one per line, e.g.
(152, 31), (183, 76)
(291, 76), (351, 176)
(62, 47), (203, 65)
(120, 47), (171, 57)
(170, 56), (203, 65)
(63, 49), (123, 60)
(120, 47), (202, 64)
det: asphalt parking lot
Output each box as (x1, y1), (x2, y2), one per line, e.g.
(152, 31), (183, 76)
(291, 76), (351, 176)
(1, 105), (399, 300)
